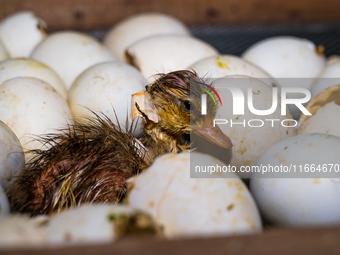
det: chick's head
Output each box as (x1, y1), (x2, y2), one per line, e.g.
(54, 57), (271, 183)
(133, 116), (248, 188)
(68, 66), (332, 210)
(143, 70), (232, 150)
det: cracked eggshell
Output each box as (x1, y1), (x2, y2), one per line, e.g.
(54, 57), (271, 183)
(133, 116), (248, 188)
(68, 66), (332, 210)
(104, 13), (191, 63)
(0, 40), (8, 61)
(214, 76), (296, 178)
(30, 31), (116, 89)
(299, 85), (340, 137)
(242, 36), (326, 119)
(0, 214), (48, 247)
(250, 133), (340, 227)
(311, 56), (340, 98)
(126, 152), (262, 238)
(0, 58), (67, 99)
(189, 55), (276, 87)
(0, 121), (24, 189)
(45, 204), (159, 247)
(0, 11), (47, 58)
(126, 35), (218, 82)
(0, 183), (10, 217)
(68, 62), (147, 136)
(0, 78), (72, 159)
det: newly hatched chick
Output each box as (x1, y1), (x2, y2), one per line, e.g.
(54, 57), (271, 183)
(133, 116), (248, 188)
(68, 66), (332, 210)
(7, 70), (231, 216)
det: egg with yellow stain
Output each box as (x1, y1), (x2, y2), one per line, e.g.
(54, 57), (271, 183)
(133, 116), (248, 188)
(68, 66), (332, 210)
(126, 152), (262, 238)
(213, 76), (296, 178)
(189, 55), (276, 87)
(250, 133), (340, 227)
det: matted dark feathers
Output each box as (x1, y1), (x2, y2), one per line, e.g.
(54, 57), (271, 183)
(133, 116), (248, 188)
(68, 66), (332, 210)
(6, 111), (151, 216)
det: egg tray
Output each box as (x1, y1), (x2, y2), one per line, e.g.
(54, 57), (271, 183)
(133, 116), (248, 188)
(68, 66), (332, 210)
(4, 23), (340, 255)
(88, 22), (340, 57)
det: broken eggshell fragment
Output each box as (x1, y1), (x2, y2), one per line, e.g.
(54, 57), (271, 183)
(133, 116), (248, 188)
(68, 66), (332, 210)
(0, 11), (47, 58)
(126, 35), (218, 82)
(299, 85), (340, 137)
(104, 13), (191, 63)
(250, 133), (340, 227)
(126, 152), (262, 238)
(0, 121), (25, 189)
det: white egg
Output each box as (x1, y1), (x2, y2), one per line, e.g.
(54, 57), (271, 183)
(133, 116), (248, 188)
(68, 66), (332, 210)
(311, 56), (340, 98)
(250, 133), (340, 227)
(189, 55), (276, 86)
(45, 204), (159, 246)
(0, 121), (24, 189)
(0, 58), (67, 99)
(68, 62), (147, 136)
(0, 40), (8, 62)
(299, 102), (340, 137)
(213, 76), (296, 178)
(0, 215), (48, 247)
(0, 11), (47, 58)
(127, 152), (262, 238)
(30, 31), (116, 89)
(126, 35), (218, 82)
(0, 183), (10, 217)
(242, 36), (326, 119)
(0, 78), (72, 159)
(299, 85), (340, 137)
(104, 13), (190, 63)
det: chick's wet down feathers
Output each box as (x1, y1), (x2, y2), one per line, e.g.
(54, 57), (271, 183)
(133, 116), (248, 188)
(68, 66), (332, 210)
(6, 70), (231, 216)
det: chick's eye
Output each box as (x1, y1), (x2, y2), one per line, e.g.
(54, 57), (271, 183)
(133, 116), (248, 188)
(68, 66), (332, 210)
(183, 101), (191, 111)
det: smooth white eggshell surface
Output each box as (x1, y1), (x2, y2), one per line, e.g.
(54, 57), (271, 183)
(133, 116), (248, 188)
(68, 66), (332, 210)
(127, 152), (262, 238)
(68, 62), (147, 136)
(0, 183), (10, 217)
(0, 121), (25, 189)
(0, 11), (47, 58)
(0, 215), (47, 247)
(0, 40), (8, 61)
(0, 78), (72, 157)
(189, 55), (275, 86)
(311, 56), (340, 98)
(126, 35), (218, 82)
(104, 13), (191, 63)
(30, 31), (116, 89)
(0, 58), (67, 99)
(46, 204), (140, 246)
(298, 102), (340, 137)
(250, 133), (340, 227)
(242, 36), (325, 82)
(242, 36), (326, 119)
(214, 76), (296, 178)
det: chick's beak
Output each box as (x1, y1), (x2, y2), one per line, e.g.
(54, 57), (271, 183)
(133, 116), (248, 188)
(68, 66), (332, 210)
(193, 116), (233, 149)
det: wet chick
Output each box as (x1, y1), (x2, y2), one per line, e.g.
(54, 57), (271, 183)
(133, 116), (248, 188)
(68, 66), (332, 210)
(6, 70), (231, 216)
(136, 70), (232, 154)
